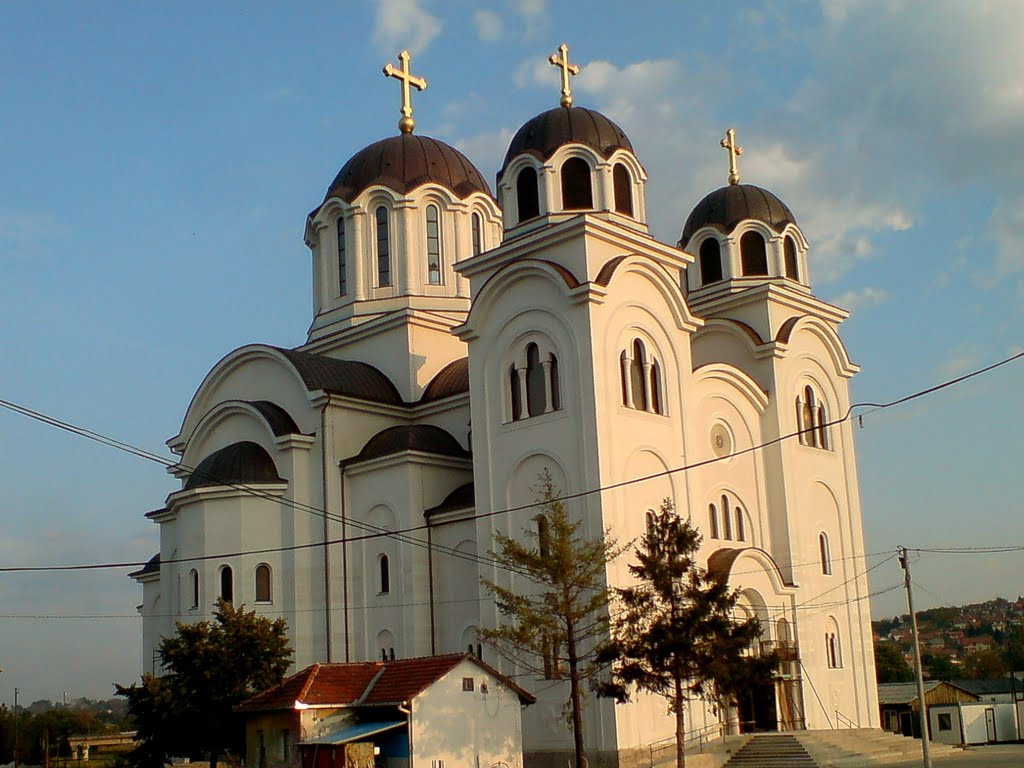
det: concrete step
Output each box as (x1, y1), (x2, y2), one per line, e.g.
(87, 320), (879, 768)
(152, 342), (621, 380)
(795, 728), (961, 766)
(723, 735), (820, 768)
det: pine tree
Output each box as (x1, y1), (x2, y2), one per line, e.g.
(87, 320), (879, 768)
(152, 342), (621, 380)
(481, 471), (624, 768)
(596, 499), (776, 768)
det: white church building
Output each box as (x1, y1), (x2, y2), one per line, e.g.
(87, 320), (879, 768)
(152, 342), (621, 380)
(131, 48), (879, 767)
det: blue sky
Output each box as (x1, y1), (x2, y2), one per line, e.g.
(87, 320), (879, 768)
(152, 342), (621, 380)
(2, 1), (1023, 700)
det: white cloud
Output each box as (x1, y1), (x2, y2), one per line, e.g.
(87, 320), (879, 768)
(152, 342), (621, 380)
(829, 286), (889, 313)
(372, 0), (442, 54)
(474, 10), (503, 42)
(937, 343), (984, 378)
(513, 0), (548, 38)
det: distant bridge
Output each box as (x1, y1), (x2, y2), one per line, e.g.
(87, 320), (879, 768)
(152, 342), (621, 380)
(67, 732), (135, 760)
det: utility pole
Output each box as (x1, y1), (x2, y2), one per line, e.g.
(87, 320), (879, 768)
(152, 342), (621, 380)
(898, 546), (931, 768)
(13, 687), (20, 768)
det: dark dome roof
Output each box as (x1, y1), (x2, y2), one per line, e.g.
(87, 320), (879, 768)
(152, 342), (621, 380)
(420, 358), (469, 403)
(274, 347), (403, 406)
(499, 107), (634, 181)
(679, 184), (797, 248)
(185, 441), (284, 491)
(346, 424), (470, 466)
(323, 134), (491, 204)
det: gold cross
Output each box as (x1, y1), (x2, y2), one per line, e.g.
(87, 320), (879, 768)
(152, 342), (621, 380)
(548, 43), (580, 108)
(720, 128), (743, 185)
(383, 50), (427, 134)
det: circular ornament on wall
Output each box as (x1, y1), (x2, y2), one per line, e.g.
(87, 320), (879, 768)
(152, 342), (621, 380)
(710, 423), (733, 457)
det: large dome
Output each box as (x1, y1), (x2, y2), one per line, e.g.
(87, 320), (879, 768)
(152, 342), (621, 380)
(680, 184), (797, 248)
(323, 134), (492, 203)
(498, 106), (634, 182)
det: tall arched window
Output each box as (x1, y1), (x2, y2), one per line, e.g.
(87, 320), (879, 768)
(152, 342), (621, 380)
(189, 569), (199, 609)
(525, 343), (545, 417)
(721, 494), (733, 540)
(471, 212), (483, 256)
(826, 620), (843, 668)
(819, 533), (832, 575)
(516, 167), (540, 222)
(220, 565), (233, 603)
(649, 359), (663, 415)
(709, 503), (720, 539)
(613, 163), (633, 216)
(337, 215), (347, 296)
(630, 340), (647, 411)
(255, 564), (272, 603)
(375, 206), (391, 287)
(425, 205), (442, 285)
(700, 238), (723, 284)
(379, 554), (391, 595)
(509, 364), (523, 421)
(797, 386), (830, 449)
(549, 354), (561, 411)
(561, 157), (593, 210)
(740, 231), (768, 276)
(784, 235), (799, 280)
(735, 506), (745, 542)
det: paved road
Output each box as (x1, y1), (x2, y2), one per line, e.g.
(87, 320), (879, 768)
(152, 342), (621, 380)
(882, 743), (1024, 767)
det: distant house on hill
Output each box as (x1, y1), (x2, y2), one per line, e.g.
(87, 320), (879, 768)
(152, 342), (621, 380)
(237, 653), (534, 768)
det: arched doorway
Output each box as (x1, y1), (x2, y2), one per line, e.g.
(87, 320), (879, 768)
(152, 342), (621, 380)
(735, 589), (778, 733)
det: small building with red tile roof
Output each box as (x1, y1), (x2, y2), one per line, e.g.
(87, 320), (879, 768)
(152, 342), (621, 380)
(238, 653), (534, 768)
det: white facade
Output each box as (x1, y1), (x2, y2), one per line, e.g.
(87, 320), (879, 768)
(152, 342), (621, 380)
(132, 96), (879, 767)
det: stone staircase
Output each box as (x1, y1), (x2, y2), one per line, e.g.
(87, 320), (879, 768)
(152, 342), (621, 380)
(795, 728), (961, 766)
(722, 734), (819, 767)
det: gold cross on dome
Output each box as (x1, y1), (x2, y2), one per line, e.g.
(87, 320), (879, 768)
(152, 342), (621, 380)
(721, 128), (743, 185)
(549, 43), (580, 108)
(383, 50), (427, 134)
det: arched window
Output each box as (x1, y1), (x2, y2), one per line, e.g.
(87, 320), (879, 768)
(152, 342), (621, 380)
(735, 507), (745, 542)
(784, 235), (799, 280)
(819, 533), (832, 575)
(645, 510), (656, 542)
(537, 515), (550, 559)
(826, 621), (843, 668)
(709, 503), (720, 539)
(509, 364), (523, 421)
(525, 343), (545, 417)
(472, 212), (483, 256)
(549, 354), (561, 411)
(561, 157), (593, 210)
(649, 359), (663, 415)
(219, 565), (233, 603)
(389, 647), (396, 661)
(189, 569), (199, 609)
(740, 231), (768, 276)
(721, 494), (733, 540)
(375, 206), (391, 287)
(700, 238), (723, 284)
(630, 340), (647, 411)
(426, 205), (442, 285)
(255, 564), (272, 603)
(337, 215), (347, 296)
(516, 167), (540, 222)
(797, 386), (830, 449)
(379, 554), (391, 595)
(613, 163), (633, 216)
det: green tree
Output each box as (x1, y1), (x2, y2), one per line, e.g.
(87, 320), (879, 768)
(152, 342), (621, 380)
(875, 642), (914, 683)
(922, 653), (961, 681)
(596, 500), (775, 768)
(963, 649), (1006, 679)
(117, 600), (292, 768)
(481, 471), (623, 768)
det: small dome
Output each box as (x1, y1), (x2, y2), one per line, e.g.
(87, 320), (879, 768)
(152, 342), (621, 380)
(420, 358), (469, 403)
(498, 107), (634, 182)
(680, 184), (797, 248)
(347, 424), (470, 466)
(185, 441), (283, 491)
(323, 134), (491, 204)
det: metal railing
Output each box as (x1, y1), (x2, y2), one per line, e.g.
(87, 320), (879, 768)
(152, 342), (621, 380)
(835, 710), (859, 729)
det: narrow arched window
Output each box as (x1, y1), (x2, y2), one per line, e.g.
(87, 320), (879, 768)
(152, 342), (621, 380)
(700, 239), (723, 284)
(799, 387), (816, 446)
(517, 167), (540, 222)
(379, 554), (391, 595)
(549, 353), (561, 411)
(389, 647), (395, 661)
(476, 643), (482, 660)
(537, 515), (550, 559)
(526, 343), (545, 417)
(509, 364), (523, 421)
(740, 231), (768, 276)
(620, 351), (630, 406)
(630, 340), (647, 411)
(613, 163), (633, 216)
(255, 564), (272, 603)
(722, 494), (733, 540)
(561, 157), (593, 210)
(220, 565), (233, 603)
(337, 215), (347, 296)
(709, 504), (720, 539)
(735, 507), (745, 542)
(784, 235), (799, 280)
(426, 205), (442, 285)
(816, 402), (829, 450)
(819, 533), (832, 575)
(189, 569), (199, 609)
(472, 212), (483, 256)
(375, 206), (391, 287)
(649, 359), (663, 415)
(645, 510), (656, 542)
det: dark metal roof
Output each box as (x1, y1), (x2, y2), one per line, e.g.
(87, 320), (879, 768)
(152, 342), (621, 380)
(321, 134), (492, 205)
(499, 107), (634, 182)
(345, 424), (470, 466)
(129, 553), (160, 579)
(425, 482), (475, 517)
(275, 347), (403, 406)
(679, 184), (797, 248)
(184, 441), (284, 491)
(250, 400), (301, 436)
(420, 358), (469, 403)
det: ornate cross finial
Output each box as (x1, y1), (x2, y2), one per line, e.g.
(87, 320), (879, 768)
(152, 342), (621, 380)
(548, 43), (580, 108)
(383, 50), (427, 134)
(720, 128), (743, 185)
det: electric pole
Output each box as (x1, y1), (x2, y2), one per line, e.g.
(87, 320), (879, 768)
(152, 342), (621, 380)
(899, 546), (931, 768)
(13, 687), (20, 768)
